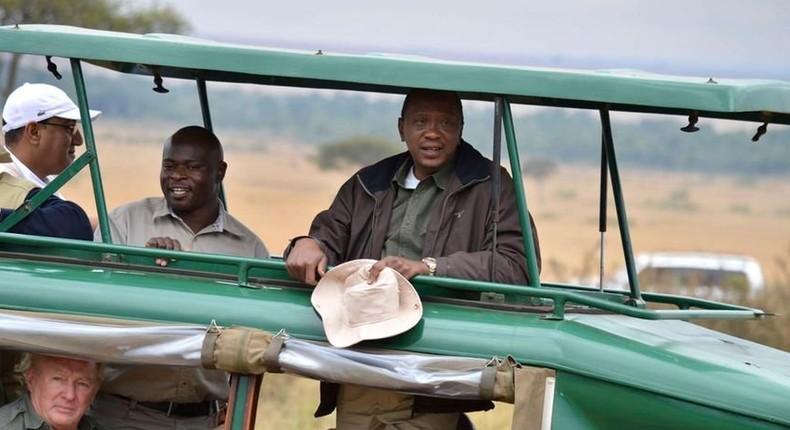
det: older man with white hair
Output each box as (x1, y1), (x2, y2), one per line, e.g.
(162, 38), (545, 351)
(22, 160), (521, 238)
(0, 353), (102, 429)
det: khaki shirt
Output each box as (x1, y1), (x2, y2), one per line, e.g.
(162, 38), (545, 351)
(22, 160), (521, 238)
(95, 196), (269, 402)
(0, 394), (100, 429)
(95, 196), (269, 258)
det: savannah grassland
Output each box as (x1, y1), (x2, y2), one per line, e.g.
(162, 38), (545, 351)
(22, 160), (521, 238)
(65, 122), (790, 429)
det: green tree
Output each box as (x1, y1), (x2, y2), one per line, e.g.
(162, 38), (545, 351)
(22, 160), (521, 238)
(0, 0), (190, 97)
(313, 135), (402, 171)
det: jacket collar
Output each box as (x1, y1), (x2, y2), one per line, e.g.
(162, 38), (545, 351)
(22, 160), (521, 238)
(358, 139), (490, 194)
(20, 394), (45, 429)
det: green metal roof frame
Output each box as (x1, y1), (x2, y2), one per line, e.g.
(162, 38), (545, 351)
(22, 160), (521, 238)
(0, 22), (781, 305)
(2, 24), (790, 125)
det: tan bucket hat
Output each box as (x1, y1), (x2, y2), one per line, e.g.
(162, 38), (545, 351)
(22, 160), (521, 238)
(311, 259), (423, 348)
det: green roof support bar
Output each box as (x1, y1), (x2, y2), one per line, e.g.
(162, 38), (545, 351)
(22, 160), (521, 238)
(599, 109), (641, 302)
(490, 97), (503, 282)
(503, 97), (541, 287)
(196, 77), (227, 208)
(72, 58), (112, 243)
(0, 152), (90, 232)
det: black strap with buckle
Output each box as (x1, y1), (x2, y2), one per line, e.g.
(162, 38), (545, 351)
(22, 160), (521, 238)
(138, 400), (215, 417)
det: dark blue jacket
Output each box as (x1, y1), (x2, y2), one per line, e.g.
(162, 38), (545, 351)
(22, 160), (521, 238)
(0, 188), (92, 240)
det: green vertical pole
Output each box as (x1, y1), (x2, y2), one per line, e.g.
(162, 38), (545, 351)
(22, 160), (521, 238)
(228, 375), (250, 430)
(502, 98), (540, 287)
(71, 59), (111, 243)
(490, 97), (502, 282)
(599, 109), (642, 302)
(196, 78), (227, 208)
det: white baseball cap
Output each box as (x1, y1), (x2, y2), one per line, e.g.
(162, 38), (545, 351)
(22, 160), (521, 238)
(2, 83), (101, 134)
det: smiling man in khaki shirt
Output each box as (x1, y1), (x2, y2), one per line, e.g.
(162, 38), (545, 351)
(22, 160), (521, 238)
(91, 125), (268, 429)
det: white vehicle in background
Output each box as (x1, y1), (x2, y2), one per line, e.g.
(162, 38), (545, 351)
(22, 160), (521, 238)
(611, 252), (765, 300)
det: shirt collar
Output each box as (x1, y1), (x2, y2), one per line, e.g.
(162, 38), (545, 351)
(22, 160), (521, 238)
(21, 394), (46, 429)
(393, 158), (453, 190)
(154, 198), (246, 237)
(6, 149), (51, 189)
(4, 147), (63, 199)
(432, 161), (453, 189)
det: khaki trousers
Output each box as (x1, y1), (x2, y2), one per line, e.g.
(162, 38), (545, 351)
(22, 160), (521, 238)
(336, 385), (459, 430)
(89, 392), (219, 430)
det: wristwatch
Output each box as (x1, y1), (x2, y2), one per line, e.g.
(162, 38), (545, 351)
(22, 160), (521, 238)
(421, 257), (437, 276)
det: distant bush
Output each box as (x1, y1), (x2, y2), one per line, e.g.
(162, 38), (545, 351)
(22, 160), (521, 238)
(659, 189), (697, 212)
(522, 157), (558, 201)
(522, 157), (558, 181)
(697, 285), (790, 352)
(729, 203), (751, 214)
(312, 136), (402, 171)
(554, 189), (577, 201)
(538, 211), (559, 221)
(696, 243), (790, 352)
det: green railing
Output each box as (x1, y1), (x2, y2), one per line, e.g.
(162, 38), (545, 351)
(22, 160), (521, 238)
(0, 233), (764, 322)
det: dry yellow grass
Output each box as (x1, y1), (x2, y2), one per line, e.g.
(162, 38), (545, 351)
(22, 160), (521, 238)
(69, 122), (790, 286)
(61, 122), (790, 429)
(525, 164), (790, 286)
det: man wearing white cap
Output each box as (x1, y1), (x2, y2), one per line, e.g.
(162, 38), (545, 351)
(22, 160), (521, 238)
(1, 82), (101, 189)
(0, 83), (97, 239)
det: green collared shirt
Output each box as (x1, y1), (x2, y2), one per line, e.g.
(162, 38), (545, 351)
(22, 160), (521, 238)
(0, 394), (100, 429)
(382, 160), (453, 260)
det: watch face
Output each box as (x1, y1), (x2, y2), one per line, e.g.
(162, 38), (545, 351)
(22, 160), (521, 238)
(422, 258), (436, 274)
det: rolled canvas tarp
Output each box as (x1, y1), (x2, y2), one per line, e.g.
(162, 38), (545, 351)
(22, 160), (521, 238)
(0, 309), (547, 403)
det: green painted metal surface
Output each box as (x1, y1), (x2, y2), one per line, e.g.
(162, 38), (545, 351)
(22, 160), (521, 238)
(555, 372), (788, 429)
(1, 25), (790, 125)
(0, 247), (787, 427)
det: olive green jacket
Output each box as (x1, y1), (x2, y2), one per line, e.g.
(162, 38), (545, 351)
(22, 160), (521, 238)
(300, 140), (541, 284)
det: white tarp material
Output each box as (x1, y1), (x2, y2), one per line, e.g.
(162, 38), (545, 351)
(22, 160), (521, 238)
(0, 310), (489, 399)
(279, 338), (488, 399)
(0, 310), (205, 366)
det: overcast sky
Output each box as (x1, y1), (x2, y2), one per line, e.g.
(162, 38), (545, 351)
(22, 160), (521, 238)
(157, 0), (790, 80)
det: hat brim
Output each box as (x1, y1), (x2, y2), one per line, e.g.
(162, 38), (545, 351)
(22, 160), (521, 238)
(312, 259), (423, 348)
(1, 108), (102, 134)
(54, 107), (102, 122)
